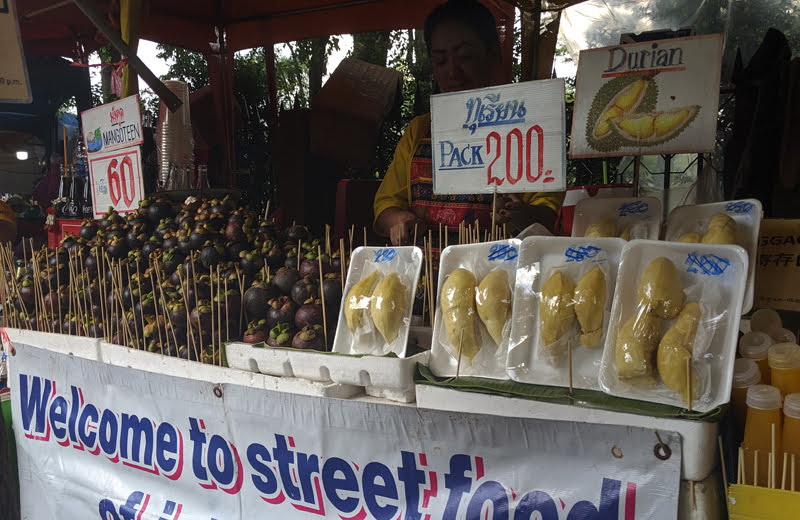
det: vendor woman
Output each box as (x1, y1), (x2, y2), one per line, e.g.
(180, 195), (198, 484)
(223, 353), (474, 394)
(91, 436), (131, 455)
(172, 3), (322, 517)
(374, 0), (564, 246)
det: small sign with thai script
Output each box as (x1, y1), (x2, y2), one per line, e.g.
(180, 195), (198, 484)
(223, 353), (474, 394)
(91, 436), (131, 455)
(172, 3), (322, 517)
(571, 34), (723, 158)
(431, 79), (566, 194)
(0, 0), (32, 103)
(81, 95), (144, 155)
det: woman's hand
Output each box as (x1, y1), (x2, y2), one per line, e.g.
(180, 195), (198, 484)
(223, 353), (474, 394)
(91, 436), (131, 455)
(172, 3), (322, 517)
(375, 207), (427, 246)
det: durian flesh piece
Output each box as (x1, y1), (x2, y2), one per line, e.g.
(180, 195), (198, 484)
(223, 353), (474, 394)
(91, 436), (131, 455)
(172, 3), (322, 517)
(701, 213), (737, 245)
(539, 269), (576, 350)
(636, 257), (684, 319)
(677, 232), (701, 243)
(585, 217), (617, 238)
(440, 268), (480, 361)
(593, 79), (649, 138)
(574, 267), (607, 347)
(615, 311), (662, 381)
(611, 106), (700, 145)
(370, 272), (407, 344)
(657, 302), (701, 400)
(476, 269), (511, 346)
(619, 227), (632, 241)
(345, 270), (381, 333)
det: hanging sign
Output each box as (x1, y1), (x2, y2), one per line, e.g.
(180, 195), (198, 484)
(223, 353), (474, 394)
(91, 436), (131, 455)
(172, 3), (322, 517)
(81, 94), (144, 155)
(87, 145), (144, 218)
(570, 34), (723, 158)
(431, 79), (567, 194)
(0, 0), (33, 103)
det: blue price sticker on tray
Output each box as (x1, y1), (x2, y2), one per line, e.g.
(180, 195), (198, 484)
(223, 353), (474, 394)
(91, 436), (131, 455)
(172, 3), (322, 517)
(685, 251), (730, 275)
(725, 201), (755, 214)
(617, 200), (649, 217)
(488, 243), (518, 261)
(565, 245), (602, 262)
(373, 248), (397, 263)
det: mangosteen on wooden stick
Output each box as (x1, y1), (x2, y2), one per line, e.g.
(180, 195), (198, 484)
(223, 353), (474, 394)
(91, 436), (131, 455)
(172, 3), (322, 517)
(266, 322), (294, 348)
(266, 296), (297, 328)
(243, 281), (277, 319)
(291, 324), (325, 351)
(295, 302), (323, 328)
(290, 276), (319, 306)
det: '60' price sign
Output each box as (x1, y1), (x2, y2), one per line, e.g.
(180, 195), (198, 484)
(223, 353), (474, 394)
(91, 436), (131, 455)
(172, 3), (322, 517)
(431, 79), (566, 195)
(87, 145), (144, 218)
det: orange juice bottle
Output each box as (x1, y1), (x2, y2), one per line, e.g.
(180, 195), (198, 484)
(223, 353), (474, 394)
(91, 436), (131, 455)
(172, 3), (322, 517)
(740, 332), (774, 384)
(732, 358), (761, 434)
(784, 394), (800, 491)
(743, 385), (782, 487)
(768, 343), (800, 397)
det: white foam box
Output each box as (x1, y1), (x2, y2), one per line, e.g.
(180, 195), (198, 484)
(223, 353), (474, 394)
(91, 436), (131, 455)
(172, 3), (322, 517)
(4, 328), (360, 399)
(225, 342), (429, 403)
(415, 384), (718, 482)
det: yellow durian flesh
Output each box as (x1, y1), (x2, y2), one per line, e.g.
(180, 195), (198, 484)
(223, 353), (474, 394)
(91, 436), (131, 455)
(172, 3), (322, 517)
(615, 311), (662, 382)
(617, 114), (655, 139)
(344, 270), (381, 333)
(657, 302), (701, 400)
(574, 267), (606, 347)
(539, 269), (575, 347)
(440, 268), (480, 361)
(701, 213), (737, 245)
(677, 232), (701, 243)
(654, 108), (691, 137)
(585, 217), (617, 238)
(370, 272), (407, 345)
(636, 257), (684, 319)
(619, 227), (632, 241)
(476, 269), (512, 347)
(615, 79), (648, 112)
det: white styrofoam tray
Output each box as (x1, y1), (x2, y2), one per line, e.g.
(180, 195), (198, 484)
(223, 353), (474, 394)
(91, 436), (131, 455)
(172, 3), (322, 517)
(415, 384), (717, 481)
(225, 342), (429, 403)
(429, 240), (521, 380)
(572, 196), (662, 240)
(4, 328), (360, 399)
(507, 236), (625, 390)
(664, 198), (761, 314)
(599, 240), (747, 412)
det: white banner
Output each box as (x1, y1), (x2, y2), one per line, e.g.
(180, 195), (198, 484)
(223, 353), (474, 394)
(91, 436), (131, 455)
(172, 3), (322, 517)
(81, 95), (144, 155)
(431, 80), (566, 195)
(87, 145), (145, 218)
(9, 337), (680, 519)
(0, 0), (32, 103)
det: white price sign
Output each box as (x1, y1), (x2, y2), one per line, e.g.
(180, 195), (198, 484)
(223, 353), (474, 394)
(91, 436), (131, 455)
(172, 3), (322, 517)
(87, 145), (144, 218)
(0, 0), (32, 103)
(81, 94), (144, 155)
(431, 79), (566, 195)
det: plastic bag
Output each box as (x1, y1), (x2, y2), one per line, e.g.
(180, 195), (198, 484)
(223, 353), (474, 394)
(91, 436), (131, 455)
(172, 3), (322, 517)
(572, 196), (662, 240)
(508, 236), (624, 390)
(332, 246), (422, 357)
(599, 240), (748, 411)
(429, 240), (520, 380)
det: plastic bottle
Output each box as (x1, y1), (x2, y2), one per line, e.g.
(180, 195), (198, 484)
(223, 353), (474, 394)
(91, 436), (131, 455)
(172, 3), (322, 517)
(769, 343), (800, 397)
(783, 394), (800, 491)
(770, 328), (797, 345)
(740, 331), (774, 384)
(732, 358), (761, 434)
(751, 308), (782, 335)
(743, 385), (783, 487)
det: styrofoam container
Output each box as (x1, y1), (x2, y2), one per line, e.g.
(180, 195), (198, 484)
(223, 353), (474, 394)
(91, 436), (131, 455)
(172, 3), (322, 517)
(429, 240), (521, 380)
(333, 246), (423, 357)
(225, 342), (429, 403)
(572, 196), (662, 240)
(664, 198), (761, 314)
(599, 240), (748, 412)
(507, 236), (625, 390)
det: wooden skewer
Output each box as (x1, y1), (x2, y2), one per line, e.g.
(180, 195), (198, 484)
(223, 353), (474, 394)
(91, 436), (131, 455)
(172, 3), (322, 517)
(685, 358), (692, 411)
(349, 225), (354, 261)
(782, 452), (788, 490)
(363, 227), (367, 248)
(297, 240), (301, 270)
(235, 265), (244, 336)
(125, 262), (140, 349)
(318, 246), (328, 350)
(217, 265), (223, 365)
(491, 190), (497, 241)
(190, 254), (203, 355)
(413, 224), (418, 248)
(438, 223), (442, 254)
(224, 277), (230, 345)
(427, 237), (435, 327)
(209, 266), (216, 364)
(718, 436), (728, 497)
(690, 481), (696, 510)
(178, 270), (199, 362)
(136, 262), (147, 350)
(568, 337), (574, 395)
(339, 238), (346, 289)
(754, 450), (759, 487)
(455, 329), (464, 379)
(325, 224), (331, 257)
(771, 423), (777, 489)
(768, 454), (773, 489)
(739, 447), (746, 486)
(264, 199), (271, 221)
(792, 454), (796, 492)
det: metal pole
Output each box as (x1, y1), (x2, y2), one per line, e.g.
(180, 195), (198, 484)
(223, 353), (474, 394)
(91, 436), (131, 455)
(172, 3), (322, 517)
(633, 156), (641, 197)
(71, 0), (183, 112)
(663, 154), (672, 219)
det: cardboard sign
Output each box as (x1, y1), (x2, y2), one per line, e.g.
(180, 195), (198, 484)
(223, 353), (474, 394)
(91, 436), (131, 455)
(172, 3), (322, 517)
(755, 219), (800, 311)
(431, 79), (566, 194)
(81, 95), (144, 155)
(0, 0), (32, 103)
(570, 34), (723, 158)
(87, 145), (144, 218)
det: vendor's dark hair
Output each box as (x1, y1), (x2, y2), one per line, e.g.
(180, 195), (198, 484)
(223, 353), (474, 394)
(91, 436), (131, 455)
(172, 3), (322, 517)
(423, 0), (500, 55)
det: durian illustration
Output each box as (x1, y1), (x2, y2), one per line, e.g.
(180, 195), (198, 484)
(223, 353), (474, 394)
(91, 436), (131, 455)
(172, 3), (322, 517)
(586, 75), (658, 152)
(574, 266), (607, 347)
(344, 270), (381, 333)
(657, 302), (701, 401)
(370, 272), (407, 344)
(586, 73), (700, 152)
(475, 269), (512, 347)
(440, 268), (480, 361)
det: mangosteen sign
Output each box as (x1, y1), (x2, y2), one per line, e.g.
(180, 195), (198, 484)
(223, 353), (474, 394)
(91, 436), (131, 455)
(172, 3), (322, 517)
(430, 79), (567, 195)
(570, 34), (723, 158)
(86, 145), (145, 218)
(81, 95), (144, 155)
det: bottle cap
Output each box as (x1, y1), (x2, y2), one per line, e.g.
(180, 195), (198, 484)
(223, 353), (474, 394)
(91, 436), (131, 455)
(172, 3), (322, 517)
(739, 331), (773, 360)
(746, 384), (782, 410)
(768, 343), (800, 370)
(785, 394), (800, 419)
(770, 328), (797, 345)
(733, 358), (761, 388)
(751, 308), (782, 334)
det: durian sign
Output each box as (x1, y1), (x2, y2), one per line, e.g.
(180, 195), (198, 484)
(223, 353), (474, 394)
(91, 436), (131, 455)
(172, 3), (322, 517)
(430, 79), (567, 195)
(570, 34), (723, 158)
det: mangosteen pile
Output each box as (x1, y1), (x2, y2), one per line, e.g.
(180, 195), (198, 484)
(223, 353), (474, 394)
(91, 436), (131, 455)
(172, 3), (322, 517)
(2, 196), (346, 361)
